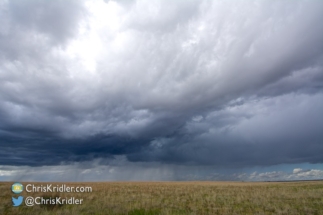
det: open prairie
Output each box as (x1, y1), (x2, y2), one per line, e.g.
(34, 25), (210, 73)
(1, 181), (322, 215)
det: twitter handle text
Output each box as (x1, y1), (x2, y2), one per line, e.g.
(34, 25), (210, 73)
(25, 196), (83, 206)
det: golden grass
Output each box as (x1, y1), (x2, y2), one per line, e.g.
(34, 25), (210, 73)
(1, 181), (323, 215)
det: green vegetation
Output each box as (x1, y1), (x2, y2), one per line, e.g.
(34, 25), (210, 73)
(1, 181), (322, 215)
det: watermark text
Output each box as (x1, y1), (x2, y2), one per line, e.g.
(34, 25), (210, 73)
(25, 196), (83, 206)
(26, 184), (92, 193)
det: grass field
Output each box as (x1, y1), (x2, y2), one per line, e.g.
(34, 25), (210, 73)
(1, 181), (322, 215)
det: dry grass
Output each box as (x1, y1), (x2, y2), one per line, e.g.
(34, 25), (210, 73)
(1, 181), (323, 215)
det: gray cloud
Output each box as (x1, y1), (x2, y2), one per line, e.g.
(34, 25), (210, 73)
(0, 0), (323, 174)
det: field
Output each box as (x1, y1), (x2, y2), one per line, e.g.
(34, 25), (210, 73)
(1, 181), (323, 215)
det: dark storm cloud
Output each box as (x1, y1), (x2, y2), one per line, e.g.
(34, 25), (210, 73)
(0, 130), (153, 166)
(0, 0), (323, 169)
(128, 93), (323, 166)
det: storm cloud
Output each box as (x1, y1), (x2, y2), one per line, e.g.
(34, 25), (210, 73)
(0, 0), (323, 180)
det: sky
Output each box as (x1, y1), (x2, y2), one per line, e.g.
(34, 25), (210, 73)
(0, 0), (323, 181)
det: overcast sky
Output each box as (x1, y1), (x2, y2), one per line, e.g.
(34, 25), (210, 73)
(1, 0), (323, 181)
